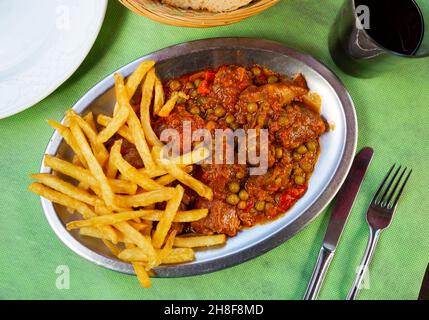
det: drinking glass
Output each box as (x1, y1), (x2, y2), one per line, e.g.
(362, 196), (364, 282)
(329, 0), (429, 78)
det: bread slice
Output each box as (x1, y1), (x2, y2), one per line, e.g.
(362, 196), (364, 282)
(161, 0), (254, 12)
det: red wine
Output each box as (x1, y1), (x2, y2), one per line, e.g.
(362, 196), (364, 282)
(355, 0), (424, 55)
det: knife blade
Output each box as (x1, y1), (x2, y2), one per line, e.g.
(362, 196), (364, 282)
(303, 147), (374, 300)
(418, 263), (429, 300)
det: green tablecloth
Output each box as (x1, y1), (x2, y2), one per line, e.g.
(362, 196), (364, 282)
(1, 0), (428, 300)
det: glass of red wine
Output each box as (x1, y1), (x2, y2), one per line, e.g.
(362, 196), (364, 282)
(329, 0), (429, 78)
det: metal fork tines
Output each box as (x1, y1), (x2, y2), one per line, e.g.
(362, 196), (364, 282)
(347, 164), (412, 300)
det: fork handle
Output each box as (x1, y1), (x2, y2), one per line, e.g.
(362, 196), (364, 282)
(347, 227), (381, 300)
(303, 246), (334, 300)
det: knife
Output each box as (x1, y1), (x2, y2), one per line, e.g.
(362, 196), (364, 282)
(418, 263), (429, 300)
(303, 147), (374, 300)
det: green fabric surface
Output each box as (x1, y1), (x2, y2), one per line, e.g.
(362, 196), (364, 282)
(1, 0), (428, 300)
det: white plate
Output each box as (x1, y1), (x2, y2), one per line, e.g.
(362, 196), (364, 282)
(0, 0), (107, 119)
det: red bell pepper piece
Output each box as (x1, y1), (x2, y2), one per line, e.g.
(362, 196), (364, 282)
(197, 80), (211, 96)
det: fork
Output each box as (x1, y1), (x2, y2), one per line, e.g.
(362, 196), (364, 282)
(347, 164), (412, 300)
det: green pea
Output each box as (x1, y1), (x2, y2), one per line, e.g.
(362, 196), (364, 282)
(226, 194), (240, 205)
(189, 106), (200, 115)
(251, 67), (262, 76)
(293, 152), (302, 161)
(237, 201), (247, 210)
(169, 80), (181, 91)
(228, 182), (240, 194)
(238, 189), (249, 201)
(255, 201), (265, 211)
(247, 102), (258, 113)
(230, 122), (239, 130)
(267, 75), (279, 84)
(294, 167), (303, 176)
(225, 115), (235, 124)
(185, 82), (194, 89)
(275, 147), (283, 159)
(236, 171), (245, 179)
(295, 175), (305, 185)
(214, 106), (226, 117)
(306, 141), (317, 151)
(194, 79), (202, 87)
(297, 145), (308, 154)
(300, 162), (312, 172)
(177, 97), (187, 104)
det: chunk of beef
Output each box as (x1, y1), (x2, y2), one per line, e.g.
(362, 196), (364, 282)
(275, 105), (326, 149)
(211, 65), (252, 112)
(191, 198), (240, 236)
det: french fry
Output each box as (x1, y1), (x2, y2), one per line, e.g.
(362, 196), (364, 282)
(138, 166), (168, 178)
(140, 68), (163, 147)
(106, 155), (118, 179)
(172, 146), (210, 166)
(83, 112), (97, 132)
(115, 73), (156, 170)
(153, 75), (164, 115)
(114, 188), (176, 208)
(66, 209), (162, 230)
(162, 248), (195, 264)
(110, 140), (163, 191)
(67, 208), (207, 230)
(29, 183), (118, 243)
(133, 262), (151, 288)
(44, 155), (137, 195)
(118, 247), (150, 262)
(113, 60), (155, 116)
(128, 221), (150, 231)
(155, 174), (177, 186)
(47, 120), (88, 168)
(114, 222), (156, 262)
(97, 75), (130, 143)
(119, 247), (195, 265)
(69, 117), (114, 208)
(152, 185), (184, 249)
(157, 92), (178, 117)
(153, 146), (213, 200)
(154, 165), (193, 185)
(70, 112), (109, 167)
(31, 173), (97, 206)
(159, 230), (176, 263)
(80, 227), (124, 243)
(72, 155), (83, 167)
(125, 60), (156, 100)
(109, 179), (137, 195)
(96, 114), (134, 143)
(102, 239), (121, 257)
(29, 182), (95, 219)
(173, 234), (226, 248)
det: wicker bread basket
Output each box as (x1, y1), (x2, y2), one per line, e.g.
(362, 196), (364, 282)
(119, 0), (280, 28)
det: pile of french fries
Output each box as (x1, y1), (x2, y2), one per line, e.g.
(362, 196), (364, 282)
(29, 60), (225, 288)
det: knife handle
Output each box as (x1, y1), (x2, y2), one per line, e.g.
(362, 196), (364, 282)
(303, 246), (334, 300)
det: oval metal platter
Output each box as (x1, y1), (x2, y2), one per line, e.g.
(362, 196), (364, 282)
(39, 38), (357, 277)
